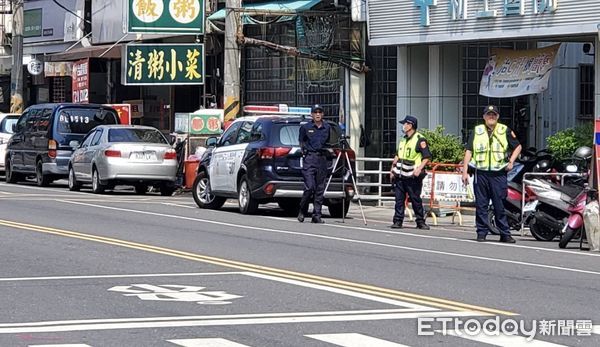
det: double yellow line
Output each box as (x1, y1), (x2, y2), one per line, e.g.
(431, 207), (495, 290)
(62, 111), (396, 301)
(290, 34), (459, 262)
(0, 218), (516, 316)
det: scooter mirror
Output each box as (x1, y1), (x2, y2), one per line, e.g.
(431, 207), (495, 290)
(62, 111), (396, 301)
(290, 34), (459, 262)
(565, 164), (578, 173)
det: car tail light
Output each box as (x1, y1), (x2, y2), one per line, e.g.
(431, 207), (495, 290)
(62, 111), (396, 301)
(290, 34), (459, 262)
(48, 139), (57, 158)
(164, 150), (177, 160)
(334, 148), (356, 160)
(104, 149), (121, 157)
(263, 183), (275, 195)
(259, 147), (291, 159)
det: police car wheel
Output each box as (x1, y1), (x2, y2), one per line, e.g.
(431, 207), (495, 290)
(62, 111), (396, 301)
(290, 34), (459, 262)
(238, 175), (258, 214)
(192, 171), (225, 209)
(328, 200), (350, 218)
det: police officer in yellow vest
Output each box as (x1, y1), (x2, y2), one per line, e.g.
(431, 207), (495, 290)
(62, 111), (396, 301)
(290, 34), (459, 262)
(389, 115), (431, 230)
(462, 106), (522, 243)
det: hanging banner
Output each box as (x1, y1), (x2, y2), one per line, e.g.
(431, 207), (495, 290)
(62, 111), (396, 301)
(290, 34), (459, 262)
(44, 62), (73, 77)
(72, 59), (89, 103)
(480, 44), (560, 98)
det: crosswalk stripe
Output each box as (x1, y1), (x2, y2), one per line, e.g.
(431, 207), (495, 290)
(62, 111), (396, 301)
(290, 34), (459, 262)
(305, 333), (410, 347)
(437, 330), (567, 346)
(167, 338), (251, 347)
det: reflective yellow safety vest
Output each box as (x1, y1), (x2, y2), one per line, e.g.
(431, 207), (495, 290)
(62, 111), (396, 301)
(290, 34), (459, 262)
(470, 124), (509, 171)
(396, 132), (424, 177)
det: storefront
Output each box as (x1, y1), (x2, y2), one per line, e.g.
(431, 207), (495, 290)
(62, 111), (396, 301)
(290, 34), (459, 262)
(367, 0), (600, 151)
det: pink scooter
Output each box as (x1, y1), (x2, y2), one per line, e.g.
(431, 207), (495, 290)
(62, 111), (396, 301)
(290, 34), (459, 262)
(559, 186), (596, 249)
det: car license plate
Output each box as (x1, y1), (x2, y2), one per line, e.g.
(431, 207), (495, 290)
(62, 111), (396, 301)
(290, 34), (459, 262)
(523, 200), (539, 212)
(131, 151), (156, 161)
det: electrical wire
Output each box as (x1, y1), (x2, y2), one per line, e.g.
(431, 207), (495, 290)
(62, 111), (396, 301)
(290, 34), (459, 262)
(51, 0), (91, 24)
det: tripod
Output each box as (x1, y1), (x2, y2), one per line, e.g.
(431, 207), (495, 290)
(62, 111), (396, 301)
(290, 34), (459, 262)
(324, 137), (367, 225)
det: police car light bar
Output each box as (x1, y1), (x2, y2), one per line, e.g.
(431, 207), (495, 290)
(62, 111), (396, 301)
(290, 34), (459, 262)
(243, 104), (311, 116)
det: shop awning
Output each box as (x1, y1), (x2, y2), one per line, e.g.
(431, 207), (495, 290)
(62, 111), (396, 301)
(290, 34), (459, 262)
(208, 0), (321, 22)
(45, 44), (123, 62)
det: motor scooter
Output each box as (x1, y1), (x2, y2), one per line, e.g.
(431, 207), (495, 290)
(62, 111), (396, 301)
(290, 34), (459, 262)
(558, 186), (597, 249)
(487, 149), (551, 235)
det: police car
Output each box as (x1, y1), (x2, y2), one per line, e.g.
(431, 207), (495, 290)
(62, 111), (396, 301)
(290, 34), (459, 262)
(192, 105), (355, 216)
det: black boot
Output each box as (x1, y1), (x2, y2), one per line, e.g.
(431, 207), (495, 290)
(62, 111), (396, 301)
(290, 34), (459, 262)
(311, 216), (324, 224)
(297, 210), (305, 223)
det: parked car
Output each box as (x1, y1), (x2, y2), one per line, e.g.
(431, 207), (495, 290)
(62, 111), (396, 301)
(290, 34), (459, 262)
(5, 103), (120, 185)
(68, 125), (177, 196)
(192, 105), (355, 216)
(0, 113), (20, 173)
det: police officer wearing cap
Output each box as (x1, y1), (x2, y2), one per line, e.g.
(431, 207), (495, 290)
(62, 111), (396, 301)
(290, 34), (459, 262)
(389, 115), (431, 230)
(298, 104), (330, 224)
(462, 105), (522, 243)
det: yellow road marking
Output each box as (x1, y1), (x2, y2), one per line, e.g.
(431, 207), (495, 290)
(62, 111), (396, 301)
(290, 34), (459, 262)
(0, 218), (516, 316)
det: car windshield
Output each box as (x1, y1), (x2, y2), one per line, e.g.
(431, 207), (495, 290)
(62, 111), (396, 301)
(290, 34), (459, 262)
(0, 116), (19, 134)
(57, 108), (119, 134)
(108, 128), (168, 144)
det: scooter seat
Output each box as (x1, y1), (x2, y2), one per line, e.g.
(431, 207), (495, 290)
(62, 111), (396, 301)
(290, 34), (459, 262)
(551, 183), (583, 198)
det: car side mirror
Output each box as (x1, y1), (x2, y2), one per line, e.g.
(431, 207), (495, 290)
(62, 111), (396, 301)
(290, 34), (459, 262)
(11, 123), (16, 132)
(205, 137), (218, 147)
(69, 140), (80, 149)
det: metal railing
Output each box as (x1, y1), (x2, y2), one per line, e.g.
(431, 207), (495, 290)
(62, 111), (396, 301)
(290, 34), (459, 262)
(354, 157), (394, 206)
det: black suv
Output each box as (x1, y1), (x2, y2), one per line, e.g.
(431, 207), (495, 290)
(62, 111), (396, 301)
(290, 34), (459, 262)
(192, 114), (355, 216)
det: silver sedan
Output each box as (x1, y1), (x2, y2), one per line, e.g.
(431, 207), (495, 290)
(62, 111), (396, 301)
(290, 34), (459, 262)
(68, 125), (178, 195)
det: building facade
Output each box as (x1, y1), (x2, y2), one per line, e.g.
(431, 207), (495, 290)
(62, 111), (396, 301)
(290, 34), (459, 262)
(367, 0), (600, 153)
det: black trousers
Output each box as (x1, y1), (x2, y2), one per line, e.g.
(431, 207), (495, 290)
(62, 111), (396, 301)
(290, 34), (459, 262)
(300, 153), (328, 217)
(393, 176), (425, 224)
(474, 171), (511, 237)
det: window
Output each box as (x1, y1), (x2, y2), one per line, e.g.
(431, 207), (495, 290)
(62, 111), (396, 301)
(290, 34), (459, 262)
(250, 122), (264, 142)
(57, 108), (119, 134)
(80, 131), (95, 148)
(278, 124), (300, 146)
(90, 129), (103, 146)
(15, 111), (30, 132)
(108, 128), (168, 144)
(235, 121), (254, 144)
(0, 116), (19, 134)
(220, 121), (242, 146)
(36, 108), (52, 132)
(579, 64), (594, 119)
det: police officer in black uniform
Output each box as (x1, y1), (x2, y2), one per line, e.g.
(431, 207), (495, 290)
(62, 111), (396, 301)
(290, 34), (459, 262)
(389, 115), (432, 230)
(298, 104), (330, 224)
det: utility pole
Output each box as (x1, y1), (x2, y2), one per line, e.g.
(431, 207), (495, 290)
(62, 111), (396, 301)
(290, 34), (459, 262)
(223, 0), (241, 121)
(10, 0), (23, 113)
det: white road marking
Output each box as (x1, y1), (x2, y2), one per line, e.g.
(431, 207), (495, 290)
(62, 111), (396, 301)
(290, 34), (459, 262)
(0, 310), (482, 334)
(437, 330), (567, 346)
(593, 325), (600, 334)
(0, 272), (243, 282)
(242, 272), (434, 310)
(29, 345), (92, 347)
(168, 338), (251, 347)
(306, 333), (409, 346)
(162, 202), (197, 209)
(53, 200), (600, 277)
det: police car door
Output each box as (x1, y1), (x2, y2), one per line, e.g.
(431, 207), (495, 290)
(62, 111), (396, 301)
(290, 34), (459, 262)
(226, 121), (253, 191)
(209, 121), (242, 192)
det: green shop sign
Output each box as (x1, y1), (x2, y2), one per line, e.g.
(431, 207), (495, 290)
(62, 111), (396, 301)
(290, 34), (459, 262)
(122, 44), (204, 85)
(175, 111), (223, 135)
(24, 9), (42, 37)
(127, 0), (205, 34)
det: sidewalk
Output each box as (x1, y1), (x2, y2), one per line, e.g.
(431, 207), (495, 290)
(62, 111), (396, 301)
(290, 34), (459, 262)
(346, 202), (476, 227)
